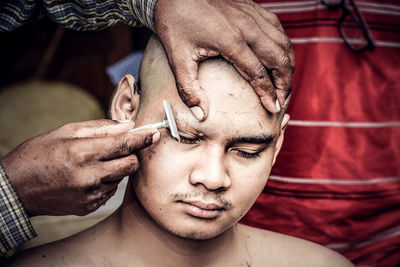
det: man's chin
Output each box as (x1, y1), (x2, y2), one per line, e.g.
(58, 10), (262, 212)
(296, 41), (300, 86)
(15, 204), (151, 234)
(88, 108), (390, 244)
(178, 231), (219, 241)
(164, 224), (233, 242)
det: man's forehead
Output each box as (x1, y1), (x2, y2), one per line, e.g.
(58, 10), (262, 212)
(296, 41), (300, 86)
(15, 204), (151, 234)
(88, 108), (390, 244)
(139, 56), (279, 137)
(171, 104), (278, 141)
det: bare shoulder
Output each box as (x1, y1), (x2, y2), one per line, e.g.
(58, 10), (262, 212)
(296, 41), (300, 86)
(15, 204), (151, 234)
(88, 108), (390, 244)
(4, 229), (97, 267)
(237, 224), (354, 267)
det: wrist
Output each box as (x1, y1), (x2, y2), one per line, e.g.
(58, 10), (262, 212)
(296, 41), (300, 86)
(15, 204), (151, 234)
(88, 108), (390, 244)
(0, 155), (33, 216)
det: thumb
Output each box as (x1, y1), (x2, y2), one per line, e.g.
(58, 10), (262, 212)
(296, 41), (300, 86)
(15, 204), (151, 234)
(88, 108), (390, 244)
(168, 47), (209, 121)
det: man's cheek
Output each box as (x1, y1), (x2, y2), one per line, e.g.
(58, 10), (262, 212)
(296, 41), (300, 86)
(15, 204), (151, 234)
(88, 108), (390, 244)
(231, 171), (269, 206)
(137, 144), (157, 163)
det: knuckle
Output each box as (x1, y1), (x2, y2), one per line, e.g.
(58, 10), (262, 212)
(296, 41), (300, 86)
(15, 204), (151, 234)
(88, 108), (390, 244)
(193, 47), (209, 61)
(67, 143), (88, 164)
(89, 176), (101, 188)
(84, 191), (96, 202)
(68, 170), (90, 193)
(118, 136), (131, 155)
(94, 119), (112, 127)
(280, 54), (291, 69)
(271, 48), (291, 70)
(93, 119), (114, 135)
(223, 38), (247, 62)
(250, 78), (274, 97)
(178, 86), (200, 106)
(269, 12), (280, 25)
(282, 35), (292, 50)
(81, 191), (91, 202)
(254, 63), (268, 79)
(84, 196), (95, 205)
(94, 190), (103, 199)
(245, 61), (269, 83)
(239, 12), (254, 25)
(231, 32), (244, 44)
(78, 173), (99, 191)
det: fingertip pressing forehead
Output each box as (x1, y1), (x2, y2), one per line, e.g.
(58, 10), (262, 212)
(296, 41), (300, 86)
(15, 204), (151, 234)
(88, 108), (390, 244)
(137, 35), (288, 128)
(139, 35), (250, 105)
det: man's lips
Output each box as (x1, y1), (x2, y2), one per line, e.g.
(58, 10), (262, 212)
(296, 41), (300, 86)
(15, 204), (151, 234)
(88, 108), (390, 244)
(179, 200), (224, 219)
(185, 200), (223, 210)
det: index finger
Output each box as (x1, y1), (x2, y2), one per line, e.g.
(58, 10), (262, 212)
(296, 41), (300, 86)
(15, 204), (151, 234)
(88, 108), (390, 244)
(69, 119), (136, 138)
(167, 45), (210, 121)
(219, 36), (280, 113)
(73, 129), (160, 162)
(99, 129), (160, 161)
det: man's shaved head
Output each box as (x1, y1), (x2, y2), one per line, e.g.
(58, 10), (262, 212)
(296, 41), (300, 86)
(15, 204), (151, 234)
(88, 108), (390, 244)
(138, 36), (174, 104)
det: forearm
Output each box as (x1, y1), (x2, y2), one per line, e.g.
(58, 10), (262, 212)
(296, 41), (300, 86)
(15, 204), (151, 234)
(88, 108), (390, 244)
(0, 0), (157, 32)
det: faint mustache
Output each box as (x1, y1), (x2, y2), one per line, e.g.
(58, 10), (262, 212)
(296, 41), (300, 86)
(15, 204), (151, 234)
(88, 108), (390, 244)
(171, 191), (233, 210)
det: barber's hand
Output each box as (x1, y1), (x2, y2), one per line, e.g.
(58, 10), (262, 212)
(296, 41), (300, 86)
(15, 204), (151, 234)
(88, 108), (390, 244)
(1, 120), (159, 216)
(154, 0), (295, 120)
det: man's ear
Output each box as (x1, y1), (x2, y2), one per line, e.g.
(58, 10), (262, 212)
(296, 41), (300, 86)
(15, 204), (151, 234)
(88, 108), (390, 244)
(272, 114), (290, 166)
(110, 74), (140, 121)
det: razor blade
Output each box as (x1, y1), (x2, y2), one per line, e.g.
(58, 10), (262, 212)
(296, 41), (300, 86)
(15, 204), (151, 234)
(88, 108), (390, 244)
(128, 100), (180, 141)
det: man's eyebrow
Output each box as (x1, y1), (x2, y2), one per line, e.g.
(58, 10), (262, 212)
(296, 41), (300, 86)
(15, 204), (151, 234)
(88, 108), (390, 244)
(229, 134), (276, 145)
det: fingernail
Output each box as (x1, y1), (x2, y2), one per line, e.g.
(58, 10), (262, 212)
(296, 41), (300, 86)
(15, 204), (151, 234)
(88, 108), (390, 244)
(152, 131), (161, 143)
(275, 99), (281, 112)
(190, 106), (205, 121)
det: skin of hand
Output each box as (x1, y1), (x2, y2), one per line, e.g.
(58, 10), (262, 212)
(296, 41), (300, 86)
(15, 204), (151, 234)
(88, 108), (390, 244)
(154, 0), (295, 120)
(0, 119), (160, 217)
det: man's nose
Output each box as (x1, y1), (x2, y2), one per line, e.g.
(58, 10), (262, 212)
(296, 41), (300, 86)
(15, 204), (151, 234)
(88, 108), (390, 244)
(189, 145), (231, 191)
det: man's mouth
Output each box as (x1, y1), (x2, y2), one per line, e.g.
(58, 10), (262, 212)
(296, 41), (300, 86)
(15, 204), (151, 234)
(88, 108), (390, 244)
(178, 200), (224, 219)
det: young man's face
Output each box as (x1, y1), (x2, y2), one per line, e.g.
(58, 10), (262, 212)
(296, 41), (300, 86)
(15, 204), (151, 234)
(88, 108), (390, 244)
(121, 60), (288, 241)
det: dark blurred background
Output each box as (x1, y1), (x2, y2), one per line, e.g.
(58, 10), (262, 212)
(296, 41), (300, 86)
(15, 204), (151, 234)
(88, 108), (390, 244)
(0, 18), (151, 112)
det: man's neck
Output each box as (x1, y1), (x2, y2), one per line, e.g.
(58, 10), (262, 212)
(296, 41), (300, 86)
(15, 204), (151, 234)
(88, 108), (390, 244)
(106, 183), (242, 266)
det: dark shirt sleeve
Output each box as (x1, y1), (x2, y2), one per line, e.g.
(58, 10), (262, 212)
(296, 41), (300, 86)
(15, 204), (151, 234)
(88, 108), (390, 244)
(0, 0), (157, 32)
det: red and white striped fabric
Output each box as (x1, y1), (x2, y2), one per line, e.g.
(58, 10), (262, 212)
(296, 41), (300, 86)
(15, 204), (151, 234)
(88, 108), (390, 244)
(241, 1), (400, 266)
